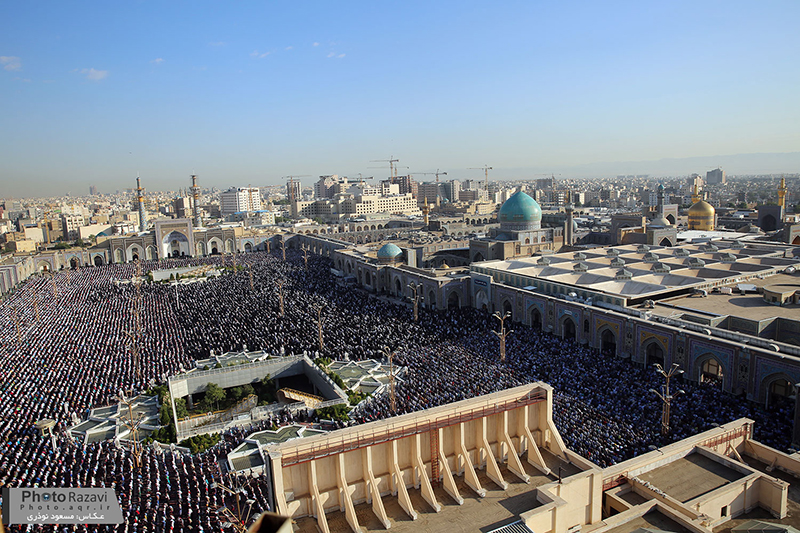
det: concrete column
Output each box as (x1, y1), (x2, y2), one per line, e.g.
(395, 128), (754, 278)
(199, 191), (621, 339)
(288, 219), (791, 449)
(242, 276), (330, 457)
(307, 460), (330, 533)
(361, 447), (388, 529)
(412, 434), (441, 512)
(501, 411), (530, 483)
(436, 428), (463, 505)
(479, 416), (507, 489)
(391, 440), (417, 520)
(457, 422), (486, 497)
(333, 454), (360, 532)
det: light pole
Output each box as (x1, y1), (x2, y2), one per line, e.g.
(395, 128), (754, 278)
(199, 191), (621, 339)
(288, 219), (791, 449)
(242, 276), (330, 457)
(649, 363), (685, 435)
(276, 279), (285, 317)
(492, 311), (513, 362)
(212, 474), (257, 532)
(380, 346), (397, 414)
(115, 391), (145, 470)
(315, 304), (326, 352)
(407, 281), (423, 322)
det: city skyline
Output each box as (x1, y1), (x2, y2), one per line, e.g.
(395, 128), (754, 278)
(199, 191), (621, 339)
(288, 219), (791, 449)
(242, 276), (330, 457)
(2, 1), (799, 196)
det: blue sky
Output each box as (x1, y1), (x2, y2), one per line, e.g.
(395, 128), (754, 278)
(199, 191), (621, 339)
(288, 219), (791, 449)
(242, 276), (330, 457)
(1, 1), (798, 196)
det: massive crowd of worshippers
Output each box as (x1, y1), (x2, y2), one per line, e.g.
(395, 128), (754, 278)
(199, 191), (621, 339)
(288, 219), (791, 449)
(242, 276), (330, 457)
(0, 248), (794, 531)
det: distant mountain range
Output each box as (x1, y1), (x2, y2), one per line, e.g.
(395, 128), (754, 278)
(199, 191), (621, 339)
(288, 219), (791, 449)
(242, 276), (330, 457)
(497, 152), (800, 179)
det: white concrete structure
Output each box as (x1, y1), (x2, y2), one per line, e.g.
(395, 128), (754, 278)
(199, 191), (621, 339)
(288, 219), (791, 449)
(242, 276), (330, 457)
(220, 187), (263, 216)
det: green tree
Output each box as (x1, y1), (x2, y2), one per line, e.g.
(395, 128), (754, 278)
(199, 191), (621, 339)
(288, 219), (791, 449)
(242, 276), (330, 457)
(241, 384), (255, 397)
(174, 397), (188, 419)
(228, 386), (244, 402)
(204, 383), (225, 411)
(317, 404), (350, 422)
(74, 238), (85, 248)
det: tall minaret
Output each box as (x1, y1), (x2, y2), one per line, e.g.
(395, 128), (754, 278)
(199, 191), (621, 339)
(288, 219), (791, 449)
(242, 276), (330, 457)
(564, 191), (574, 247)
(778, 176), (787, 213)
(691, 183), (700, 204)
(136, 175), (147, 232)
(190, 174), (202, 227)
(657, 183), (665, 218)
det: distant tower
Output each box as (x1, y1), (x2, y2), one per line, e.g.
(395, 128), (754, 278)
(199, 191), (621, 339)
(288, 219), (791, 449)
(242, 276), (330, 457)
(136, 176), (147, 232)
(422, 197), (430, 227)
(649, 183), (672, 227)
(190, 174), (202, 227)
(564, 193), (574, 246)
(778, 176), (787, 212)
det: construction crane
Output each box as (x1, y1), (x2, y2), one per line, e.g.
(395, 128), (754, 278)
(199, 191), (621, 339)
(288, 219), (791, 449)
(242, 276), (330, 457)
(413, 169), (448, 183)
(370, 156), (400, 183)
(284, 175), (310, 218)
(468, 165), (493, 192)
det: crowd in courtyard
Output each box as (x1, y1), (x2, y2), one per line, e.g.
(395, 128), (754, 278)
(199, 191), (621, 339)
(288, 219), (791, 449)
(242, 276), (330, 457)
(0, 249), (793, 531)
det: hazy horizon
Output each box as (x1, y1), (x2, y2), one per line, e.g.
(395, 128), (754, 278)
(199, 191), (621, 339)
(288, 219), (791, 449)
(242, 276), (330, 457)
(2, 1), (799, 197)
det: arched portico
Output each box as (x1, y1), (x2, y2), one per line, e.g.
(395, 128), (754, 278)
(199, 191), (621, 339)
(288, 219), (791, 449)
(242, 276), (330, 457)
(562, 316), (577, 342)
(162, 231), (190, 258)
(697, 354), (725, 387)
(530, 307), (542, 331)
(501, 299), (513, 321)
(93, 255), (105, 267)
(643, 338), (666, 368)
(448, 291), (461, 309)
(763, 373), (796, 409)
(475, 289), (489, 311)
(600, 328), (617, 356)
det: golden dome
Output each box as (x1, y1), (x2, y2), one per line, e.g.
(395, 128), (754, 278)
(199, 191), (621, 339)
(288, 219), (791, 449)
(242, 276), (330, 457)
(688, 200), (715, 231)
(688, 200), (715, 216)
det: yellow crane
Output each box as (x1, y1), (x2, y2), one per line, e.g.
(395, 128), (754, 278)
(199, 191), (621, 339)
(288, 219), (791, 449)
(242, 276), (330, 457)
(468, 165), (493, 192)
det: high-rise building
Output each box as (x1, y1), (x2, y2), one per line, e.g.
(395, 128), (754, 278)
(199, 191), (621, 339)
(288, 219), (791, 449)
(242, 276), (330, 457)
(706, 168), (726, 185)
(417, 182), (444, 204)
(220, 187), (263, 216)
(89, 185), (98, 196)
(286, 180), (303, 202)
(442, 180), (461, 202)
(61, 214), (85, 241)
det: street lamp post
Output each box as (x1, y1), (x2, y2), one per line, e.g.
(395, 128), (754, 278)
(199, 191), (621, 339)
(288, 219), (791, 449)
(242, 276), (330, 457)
(301, 245), (309, 268)
(649, 363), (685, 435)
(315, 304), (326, 352)
(380, 346), (397, 414)
(407, 281), (423, 322)
(212, 474), (257, 532)
(114, 391), (145, 470)
(492, 311), (513, 362)
(276, 279), (285, 317)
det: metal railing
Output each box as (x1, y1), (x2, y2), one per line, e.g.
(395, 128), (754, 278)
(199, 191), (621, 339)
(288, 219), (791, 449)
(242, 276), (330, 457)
(651, 315), (800, 357)
(170, 354), (303, 382)
(279, 390), (547, 467)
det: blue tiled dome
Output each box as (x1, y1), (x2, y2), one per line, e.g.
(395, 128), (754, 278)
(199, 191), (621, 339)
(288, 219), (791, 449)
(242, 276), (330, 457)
(377, 243), (403, 259)
(499, 191), (542, 224)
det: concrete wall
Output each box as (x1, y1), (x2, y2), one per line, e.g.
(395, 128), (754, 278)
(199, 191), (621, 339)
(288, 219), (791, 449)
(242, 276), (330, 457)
(169, 355), (305, 398)
(266, 383), (562, 533)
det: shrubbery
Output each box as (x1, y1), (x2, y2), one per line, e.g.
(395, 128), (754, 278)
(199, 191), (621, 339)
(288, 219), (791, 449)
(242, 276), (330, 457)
(179, 433), (221, 454)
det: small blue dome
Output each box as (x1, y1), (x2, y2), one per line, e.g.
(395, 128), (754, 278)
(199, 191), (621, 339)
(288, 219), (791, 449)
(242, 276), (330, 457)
(377, 243), (403, 259)
(499, 191), (542, 223)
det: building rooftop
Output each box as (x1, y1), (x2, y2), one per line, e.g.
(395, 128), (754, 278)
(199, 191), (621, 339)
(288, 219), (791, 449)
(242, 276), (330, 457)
(637, 453), (745, 503)
(473, 241), (799, 306)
